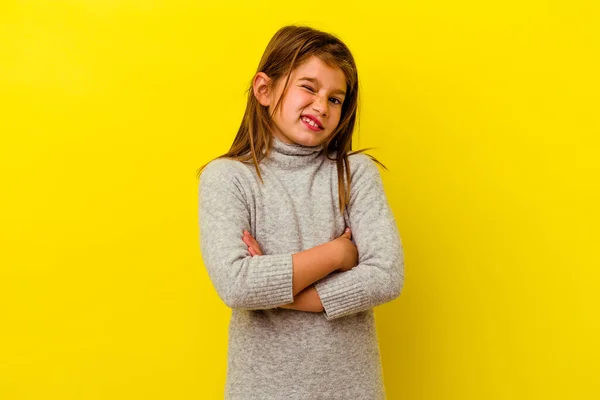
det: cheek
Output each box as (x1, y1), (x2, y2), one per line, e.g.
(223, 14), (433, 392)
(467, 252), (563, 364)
(332, 109), (343, 124)
(294, 91), (314, 106)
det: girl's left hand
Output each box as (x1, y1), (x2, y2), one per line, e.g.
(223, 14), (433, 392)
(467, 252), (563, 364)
(242, 230), (263, 256)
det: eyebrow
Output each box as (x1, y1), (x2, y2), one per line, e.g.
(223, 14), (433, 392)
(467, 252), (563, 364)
(297, 77), (346, 96)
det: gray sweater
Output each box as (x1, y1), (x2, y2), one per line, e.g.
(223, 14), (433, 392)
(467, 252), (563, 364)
(198, 135), (404, 399)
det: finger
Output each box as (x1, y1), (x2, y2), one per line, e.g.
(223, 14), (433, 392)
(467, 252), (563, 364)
(249, 242), (263, 255)
(246, 234), (263, 254)
(246, 234), (258, 247)
(243, 234), (259, 248)
(250, 246), (263, 256)
(243, 231), (255, 242)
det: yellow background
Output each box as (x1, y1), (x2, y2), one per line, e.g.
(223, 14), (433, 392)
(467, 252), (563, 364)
(1, 1), (598, 399)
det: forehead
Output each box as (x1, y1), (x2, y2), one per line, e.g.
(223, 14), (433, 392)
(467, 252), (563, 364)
(291, 56), (346, 90)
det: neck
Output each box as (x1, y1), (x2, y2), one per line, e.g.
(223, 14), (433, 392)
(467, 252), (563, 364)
(262, 135), (326, 169)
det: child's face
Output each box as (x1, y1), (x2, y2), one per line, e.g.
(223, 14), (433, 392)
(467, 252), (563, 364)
(268, 56), (347, 147)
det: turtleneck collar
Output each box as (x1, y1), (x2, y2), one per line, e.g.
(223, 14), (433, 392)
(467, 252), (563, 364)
(263, 135), (326, 169)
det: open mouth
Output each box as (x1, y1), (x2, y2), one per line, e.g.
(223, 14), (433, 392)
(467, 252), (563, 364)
(300, 116), (323, 131)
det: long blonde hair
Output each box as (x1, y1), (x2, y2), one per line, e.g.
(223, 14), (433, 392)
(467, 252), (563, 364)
(196, 25), (387, 216)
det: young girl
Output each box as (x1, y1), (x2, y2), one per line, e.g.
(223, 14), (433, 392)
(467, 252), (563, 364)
(197, 25), (404, 399)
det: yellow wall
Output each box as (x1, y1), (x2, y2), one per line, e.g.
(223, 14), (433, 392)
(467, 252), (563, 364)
(1, 1), (598, 399)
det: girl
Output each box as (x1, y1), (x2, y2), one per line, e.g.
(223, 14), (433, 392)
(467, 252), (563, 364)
(197, 25), (404, 399)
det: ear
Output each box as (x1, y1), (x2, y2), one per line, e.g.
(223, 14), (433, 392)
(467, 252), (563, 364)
(253, 72), (273, 106)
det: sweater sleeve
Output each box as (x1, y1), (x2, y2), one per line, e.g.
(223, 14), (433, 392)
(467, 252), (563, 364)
(198, 159), (294, 310)
(314, 154), (404, 321)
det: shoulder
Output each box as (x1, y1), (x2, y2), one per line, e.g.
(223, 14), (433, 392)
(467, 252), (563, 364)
(347, 152), (381, 181)
(200, 157), (247, 179)
(199, 157), (249, 188)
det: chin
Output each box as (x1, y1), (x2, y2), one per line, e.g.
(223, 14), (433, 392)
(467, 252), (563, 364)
(292, 133), (325, 147)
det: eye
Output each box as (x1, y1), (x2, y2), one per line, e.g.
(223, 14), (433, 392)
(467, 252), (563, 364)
(301, 85), (315, 92)
(329, 98), (342, 105)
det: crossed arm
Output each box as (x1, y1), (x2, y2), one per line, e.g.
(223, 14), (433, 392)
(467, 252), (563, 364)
(200, 156), (404, 320)
(242, 230), (325, 312)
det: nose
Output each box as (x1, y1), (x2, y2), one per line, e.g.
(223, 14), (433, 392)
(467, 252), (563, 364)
(312, 94), (329, 116)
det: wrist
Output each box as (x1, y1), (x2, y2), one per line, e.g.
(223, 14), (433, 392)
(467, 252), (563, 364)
(280, 286), (323, 312)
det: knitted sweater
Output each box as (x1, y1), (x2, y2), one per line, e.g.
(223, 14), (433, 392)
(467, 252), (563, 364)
(198, 135), (404, 399)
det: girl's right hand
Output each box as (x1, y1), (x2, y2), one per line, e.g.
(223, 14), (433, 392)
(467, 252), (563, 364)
(333, 227), (358, 272)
